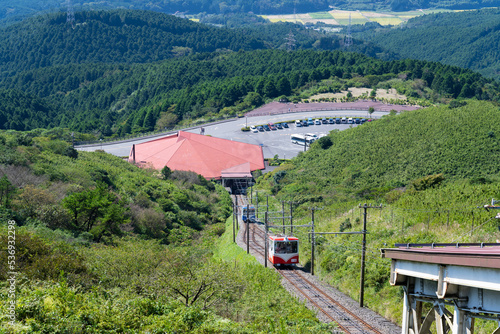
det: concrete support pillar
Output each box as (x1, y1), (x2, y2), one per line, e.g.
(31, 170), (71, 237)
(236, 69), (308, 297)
(452, 305), (465, 334)
(402, 287), (410, 334)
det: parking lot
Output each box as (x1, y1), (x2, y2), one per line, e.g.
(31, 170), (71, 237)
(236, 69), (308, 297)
(77, 110), (383, 159)
(192, 111), (374, 160)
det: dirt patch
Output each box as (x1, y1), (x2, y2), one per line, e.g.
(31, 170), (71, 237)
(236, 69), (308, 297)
(310, 87), (407, 101)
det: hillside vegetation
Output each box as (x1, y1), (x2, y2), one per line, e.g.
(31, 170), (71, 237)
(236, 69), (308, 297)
(255, 100), (500, 330)
(355, 8), (500, 80)
(0, 129), (232, 244)
(1, 43), (498, 134)
(0, 10), (267, 77)
(276, 100), (500, 200)
(0, 128), (336, 332)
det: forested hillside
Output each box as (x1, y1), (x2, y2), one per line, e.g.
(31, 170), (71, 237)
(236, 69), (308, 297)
(354, 8), (500, 80)
(0, 129), (233, 244)
(0, 10), (268, 77)
(1, 46), (498, 134)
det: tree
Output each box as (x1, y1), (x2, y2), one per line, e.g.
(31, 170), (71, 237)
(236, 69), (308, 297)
(161, 165), (172, 180)
(317, 136), (333, 150)
(276, 77), (291, 96)
(156, 247), (242, 309)
(0, 176), (15, 208)
(368, 107), (375, 118)
(62, 186), (114, 232)
(243, 92), (263, 108)
(263, 79), (277, 98)
(370, 89), (377, 100)
(155, 112), (178, 131)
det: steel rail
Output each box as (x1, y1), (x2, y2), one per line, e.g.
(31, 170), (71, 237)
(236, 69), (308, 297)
(248, 222), (383, 334)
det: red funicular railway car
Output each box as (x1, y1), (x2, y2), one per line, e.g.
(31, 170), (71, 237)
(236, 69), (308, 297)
(268, 235), (299, 266)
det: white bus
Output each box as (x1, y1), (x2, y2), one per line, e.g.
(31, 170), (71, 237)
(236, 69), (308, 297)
(291, 134), (315, 145)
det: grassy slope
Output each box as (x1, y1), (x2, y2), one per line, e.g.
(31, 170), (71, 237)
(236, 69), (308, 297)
(258, 100), (500, 328)
(280, 100), (500, 198)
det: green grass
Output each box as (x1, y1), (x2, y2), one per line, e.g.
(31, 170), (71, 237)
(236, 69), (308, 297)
(308, 12), (334, 19)
(253, 99), (500, 329)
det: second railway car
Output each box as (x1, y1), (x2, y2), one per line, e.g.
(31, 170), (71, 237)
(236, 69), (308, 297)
(242, 205), (256, 223)
(268, 235), (299, 266)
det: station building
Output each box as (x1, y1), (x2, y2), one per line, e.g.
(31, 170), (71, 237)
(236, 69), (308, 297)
(128, 131), (264, 194)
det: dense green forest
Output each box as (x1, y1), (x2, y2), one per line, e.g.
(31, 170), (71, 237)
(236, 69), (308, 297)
(0, 9), (391, 77)
(254, 100), (500, 331)
(0, 10), (269, 77)
(1, 9), (499, 135)
(353, 8), (500, 80)
(1, 46), (498, 134)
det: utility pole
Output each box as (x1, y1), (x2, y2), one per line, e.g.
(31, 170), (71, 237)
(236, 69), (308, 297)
(232, 201), (236, 243)
(359, 203), (382, 308)
(235, 196), (238, 230)
(265, 211), (268, 268)
(247, 204), (250, 254)
(282, 201), (285, 234)
(310, 209), (315, 275)
(256, 191), (259, 221)
(288, 200), (296, 235)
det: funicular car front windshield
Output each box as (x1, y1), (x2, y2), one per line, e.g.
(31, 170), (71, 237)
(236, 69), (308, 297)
(275, 241), (298, 254)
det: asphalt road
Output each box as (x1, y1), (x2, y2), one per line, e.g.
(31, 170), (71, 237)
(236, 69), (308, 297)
(76, 110), (386, 159)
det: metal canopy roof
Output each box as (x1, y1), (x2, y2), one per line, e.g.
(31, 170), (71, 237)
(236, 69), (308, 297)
(129, 131), (264, 179)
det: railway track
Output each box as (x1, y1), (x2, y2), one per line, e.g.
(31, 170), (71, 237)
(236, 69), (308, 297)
(234, 196), (385, 334)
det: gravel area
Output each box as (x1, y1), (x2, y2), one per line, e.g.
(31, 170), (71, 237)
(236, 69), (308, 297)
(235, 217), (401, 334)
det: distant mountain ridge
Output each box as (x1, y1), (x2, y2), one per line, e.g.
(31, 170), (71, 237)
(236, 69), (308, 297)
(0, 10), (266, 78)
(355, 8), (500, 80)
(2, 0), (500, 25)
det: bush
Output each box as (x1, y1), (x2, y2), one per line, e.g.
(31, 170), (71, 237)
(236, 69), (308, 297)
(317, 136), (333, 150)
(410, 173), (445, 191)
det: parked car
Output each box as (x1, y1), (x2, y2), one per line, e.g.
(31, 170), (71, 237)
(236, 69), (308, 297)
(302, 120), (309, 127)
(315, 119), (321, 125)
(295, 120), (302, 127)
(283, 122), (289, 128)
(250, 125), (258, 133)
(257, 125), (264, 132)
(276, 123), (283, 129)
(335, 118), (341, 124)
(360, 119), (367, 124)
(307, 118), (314, 125)
(268, 123), (277, 130)
(328, 118), (335, 124)
(264, 125), (270, 131)
(355, 118), (361, 124)
(322, 118), (328, 124)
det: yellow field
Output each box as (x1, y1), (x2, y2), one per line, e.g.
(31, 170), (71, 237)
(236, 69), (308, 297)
(261, 9), (460, 26)
(370, 17), (404, 25)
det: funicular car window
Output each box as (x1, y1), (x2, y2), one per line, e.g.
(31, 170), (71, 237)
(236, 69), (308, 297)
(275, 241), (298, 254)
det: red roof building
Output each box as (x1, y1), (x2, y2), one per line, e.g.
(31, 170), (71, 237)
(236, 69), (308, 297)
(129, 131), (264, 180)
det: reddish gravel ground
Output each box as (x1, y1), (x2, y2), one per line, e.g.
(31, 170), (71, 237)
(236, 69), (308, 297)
(245, 100), (421, 117)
